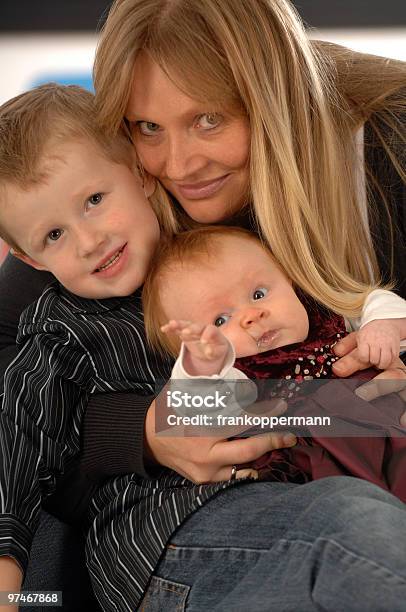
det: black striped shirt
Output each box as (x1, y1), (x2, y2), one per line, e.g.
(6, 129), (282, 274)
(0, 282), (238, 610)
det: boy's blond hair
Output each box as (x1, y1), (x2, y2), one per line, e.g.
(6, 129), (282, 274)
(143, 226), (272, 357)
(94, 0), (404, 318)
(0, 82), (133, 253)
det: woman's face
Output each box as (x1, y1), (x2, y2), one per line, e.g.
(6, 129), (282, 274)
(126, 52), (251, 223)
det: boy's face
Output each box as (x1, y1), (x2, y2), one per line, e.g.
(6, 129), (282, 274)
(160, 235), (309, 357)
(3, 139), (159, 298)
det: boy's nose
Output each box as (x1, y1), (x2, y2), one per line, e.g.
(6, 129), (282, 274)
(76, 227), (106, 258)
(239, 307), (269, 329)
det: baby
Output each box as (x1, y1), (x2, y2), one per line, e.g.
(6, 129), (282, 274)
(143, 226), (406, 493)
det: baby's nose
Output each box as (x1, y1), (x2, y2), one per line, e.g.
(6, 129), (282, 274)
(240, 307), (269, 329)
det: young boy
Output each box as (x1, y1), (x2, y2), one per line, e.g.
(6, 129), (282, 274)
(143, 226), (406, 495)
(0, 83), (176, 597)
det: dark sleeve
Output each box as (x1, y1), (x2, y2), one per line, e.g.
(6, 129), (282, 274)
(80, 392), (161, 482)
(365, 113), (406, 300)
(42, 393), (159, 526)
(0, 325), (93, 572)
(0, 254), (53, 371)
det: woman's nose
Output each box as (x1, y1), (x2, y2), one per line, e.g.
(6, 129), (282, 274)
(165, 134), (206, 181)
(240, 307), (269, 329)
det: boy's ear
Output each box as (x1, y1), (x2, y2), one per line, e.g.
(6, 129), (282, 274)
(10, 248), (49, 272)
(143, 172), (157, 198)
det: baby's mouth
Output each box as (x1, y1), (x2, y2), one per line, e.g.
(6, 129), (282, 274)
(256, 330), (279, 349)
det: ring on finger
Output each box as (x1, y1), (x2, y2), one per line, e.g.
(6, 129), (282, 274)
(230, 465), (238, 481)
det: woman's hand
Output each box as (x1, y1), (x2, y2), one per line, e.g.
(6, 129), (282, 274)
(332, 331), (406, 425)
(144, 400), (296, 484)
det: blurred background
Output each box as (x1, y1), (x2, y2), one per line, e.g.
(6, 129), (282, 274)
(0, 0), (405, 262)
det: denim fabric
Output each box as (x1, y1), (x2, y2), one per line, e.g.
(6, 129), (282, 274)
(23, 511), (98, 611)
(142, 477), (406, 612)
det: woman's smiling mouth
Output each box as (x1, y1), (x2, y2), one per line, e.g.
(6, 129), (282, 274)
(174, 174), (231, 200)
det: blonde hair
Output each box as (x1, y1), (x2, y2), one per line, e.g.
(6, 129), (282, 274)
(94, 0), (406, 317)
(0, 83), (133, 252)
(143, 226), (276, 356)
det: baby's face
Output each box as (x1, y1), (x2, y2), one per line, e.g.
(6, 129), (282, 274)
(3, 138), (159, 298)
(160, 234), (309, 357)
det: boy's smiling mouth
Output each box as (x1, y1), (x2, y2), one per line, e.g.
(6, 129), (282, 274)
(94, 244), (127, 274)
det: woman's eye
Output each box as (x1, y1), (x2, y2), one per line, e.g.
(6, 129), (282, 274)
(47, 229), (63, 242)
(197, 113), (222, 130)
(137, 121), (161, 136)
(253, 287), (268, 300)
(214, 314), (230, 327)
(88, 193), (103, 207)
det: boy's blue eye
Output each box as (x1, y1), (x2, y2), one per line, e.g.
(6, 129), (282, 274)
(88, 193), (103, 206)
(48, 229), (63, 242)
(253, 287), (268, 300)
(214, 314), (230, 327)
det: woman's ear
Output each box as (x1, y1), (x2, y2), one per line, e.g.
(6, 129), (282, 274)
(133, 154), (157, 198)
(10, 248), (49, 271)
(143, 172), (157, 198)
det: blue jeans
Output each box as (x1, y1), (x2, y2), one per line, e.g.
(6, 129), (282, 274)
(141, 477), (406, 611)
(23, 511), (98, 611)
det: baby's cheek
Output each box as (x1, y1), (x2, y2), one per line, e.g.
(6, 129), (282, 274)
(219, 326), (234, 344)
(224, 327), (252, 358)
(296, 303), (309, 340)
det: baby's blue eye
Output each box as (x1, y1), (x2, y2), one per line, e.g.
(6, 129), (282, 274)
(88, 193), (103, 206)
(253, 288), (268, 300)
(214, 314), (230, 327)
(48, 229), (63, 242)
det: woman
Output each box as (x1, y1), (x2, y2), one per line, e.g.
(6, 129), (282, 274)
(1, 0), (406, 610)
(93, 1), (406, 609)
(93, 0), (406, 471)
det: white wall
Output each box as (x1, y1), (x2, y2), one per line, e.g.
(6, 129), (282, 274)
(311, 27), (406, 61)
(0, 29), (405, 105)
(0, 34), (97, 105)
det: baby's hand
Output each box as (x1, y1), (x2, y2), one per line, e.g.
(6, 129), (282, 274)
(357, 319), (402, 370)
(161, 319), (230, 376)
